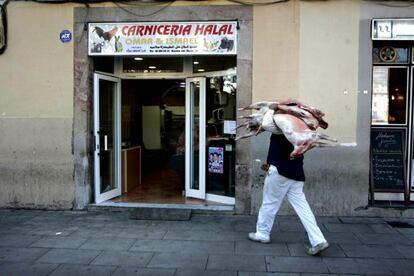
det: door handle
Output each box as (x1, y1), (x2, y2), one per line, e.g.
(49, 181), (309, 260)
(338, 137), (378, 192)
(94, 135), (100, 151)
(104, 135), (108, 151)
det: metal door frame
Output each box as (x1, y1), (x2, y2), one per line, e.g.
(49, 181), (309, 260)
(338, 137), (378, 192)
(93, 73), (122, 203)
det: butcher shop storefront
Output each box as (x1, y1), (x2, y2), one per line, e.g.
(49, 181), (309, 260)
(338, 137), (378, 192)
(85, 21), (241, 208)
(370, 19), (414, 207)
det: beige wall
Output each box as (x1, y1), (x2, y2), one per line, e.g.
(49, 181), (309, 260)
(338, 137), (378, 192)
(0, 2), (74, 117)
(253, 0), (359, 143)
(0, 2), (75, 208)
(299, 0), (360, 143)
(253, 0), (300, 101)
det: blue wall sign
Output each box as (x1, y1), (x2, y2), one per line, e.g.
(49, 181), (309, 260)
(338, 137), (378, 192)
(60, 30), (72, 43)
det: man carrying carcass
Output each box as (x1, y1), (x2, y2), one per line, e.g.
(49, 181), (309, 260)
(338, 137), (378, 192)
(248, 132), (329, 256)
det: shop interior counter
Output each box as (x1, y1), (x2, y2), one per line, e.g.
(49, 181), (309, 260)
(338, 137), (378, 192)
(121, 146), (141, 193)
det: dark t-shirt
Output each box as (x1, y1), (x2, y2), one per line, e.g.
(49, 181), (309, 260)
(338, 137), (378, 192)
(266, 134), (305, 181)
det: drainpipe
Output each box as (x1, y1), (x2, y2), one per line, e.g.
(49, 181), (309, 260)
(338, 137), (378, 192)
(0, 0), (9, 55)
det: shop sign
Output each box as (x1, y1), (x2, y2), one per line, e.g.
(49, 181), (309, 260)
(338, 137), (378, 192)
(60, 30), (72, 43)
(88, 21), (237, 56)
(370, 128), (406, 191)
(372, 19), (414, 40)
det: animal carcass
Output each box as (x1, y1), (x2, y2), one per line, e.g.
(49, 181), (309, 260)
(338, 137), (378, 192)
(236, 99), (337, 159)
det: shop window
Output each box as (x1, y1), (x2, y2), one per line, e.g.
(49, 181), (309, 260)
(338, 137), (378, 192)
(123, 57), (183, 73)
(371, 67), (408, 125)
(193, 56), (236, 73)
(373, 46), (409, 64)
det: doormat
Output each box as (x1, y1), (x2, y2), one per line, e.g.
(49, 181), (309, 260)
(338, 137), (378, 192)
(387, 221), (414, 228)
(129, 208), (192, 221)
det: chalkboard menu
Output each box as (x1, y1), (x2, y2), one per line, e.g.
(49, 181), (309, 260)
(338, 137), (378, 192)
(370, 129), (406, 191)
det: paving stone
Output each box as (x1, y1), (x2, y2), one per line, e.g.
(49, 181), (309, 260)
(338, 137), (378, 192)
(129, 207), (191, 221)
(0, 262), (58, 276)
(323, 232), (361, 244)
(48, 264), (117, 276)
(369, 224), (398, 234)
(301, 274), (339, 276)
(340, 244), (403, 258)
(323, 257), (392, 275)
(163, 230), (213, 241)
(235, 240), (289, 256)
(234, 221), (255, 232)
(36, 248), (101, 264)
(269, 232), (308, 243)
(104, 220), (150, 229)
(381, 258), (414, 275)
(0, 234), (42, 247)
(130, 239), (234, 254)
(0, 225), (31, 235)
(339, 217), (386, 224)
(191, 221), (235, 231)
(207, 254), (266, 272)
(91, 250), (153, 266)
(146, 221), (193, 232)
(30, 236), (87, 249)
(287, 243), (345, 257)
(69, 227), (125, 238)
(0, 247), (48, 263)
(354, 232), (407, 245)
(323, 223), (373, 233)
(118, 228), (166, 239)
(79, 237), (136, 251)
(210, 231), (249, 241)
(265, 256), (328, 273)
(315, 216), (341, 224)
(147, 252), (208, 269)
(24, 216), (74, 225)
(274, 221), (307, 232)
(405, 234), (414, 243)
(112, 267), (175, 276)
(0, 211), (41, 224)
(393, 245), (414, 258)
(175, 269), (238, 276)
(238, 273), (300, 276)
(163, 230), (246, 241)
(28, 226), (79, 237)
(396, 228), (414, 235)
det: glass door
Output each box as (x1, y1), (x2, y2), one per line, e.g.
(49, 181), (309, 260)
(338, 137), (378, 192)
(185, 78), (206, 199)
(185, 75), (237, 205)
(93, 73), (122, 203)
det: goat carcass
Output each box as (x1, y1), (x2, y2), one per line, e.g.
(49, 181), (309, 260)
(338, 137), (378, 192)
(236, 100), (337, 159)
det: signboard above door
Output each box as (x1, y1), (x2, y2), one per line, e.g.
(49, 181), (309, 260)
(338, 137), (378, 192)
(372, 18), (414, 40)
(88, 21), (237, 56)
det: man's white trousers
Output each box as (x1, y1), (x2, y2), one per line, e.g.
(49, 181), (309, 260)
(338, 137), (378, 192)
(256, 165), (326, 247)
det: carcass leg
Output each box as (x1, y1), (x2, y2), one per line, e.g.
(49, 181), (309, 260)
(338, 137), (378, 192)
(235, 131), (257, 141)
(318, 133), (337, 143)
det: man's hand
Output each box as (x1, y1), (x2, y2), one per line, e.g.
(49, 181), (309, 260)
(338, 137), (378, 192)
(261, 163), (269, 172)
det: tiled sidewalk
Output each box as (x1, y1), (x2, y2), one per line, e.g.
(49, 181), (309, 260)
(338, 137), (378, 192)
(0, 209), (414, 275)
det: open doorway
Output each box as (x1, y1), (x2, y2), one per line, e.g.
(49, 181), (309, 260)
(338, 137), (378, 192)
(92, 56), (237, 205)
(112, 79), (197, 204)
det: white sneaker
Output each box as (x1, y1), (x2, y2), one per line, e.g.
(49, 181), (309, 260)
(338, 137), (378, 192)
(248, 232), (271, 244)
(306, 241), (329, 256)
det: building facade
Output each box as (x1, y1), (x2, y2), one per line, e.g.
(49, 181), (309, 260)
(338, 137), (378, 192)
(1, 0), (414, 217)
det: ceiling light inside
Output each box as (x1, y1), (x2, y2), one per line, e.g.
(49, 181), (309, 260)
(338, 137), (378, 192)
(134, 57), (143, 61)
